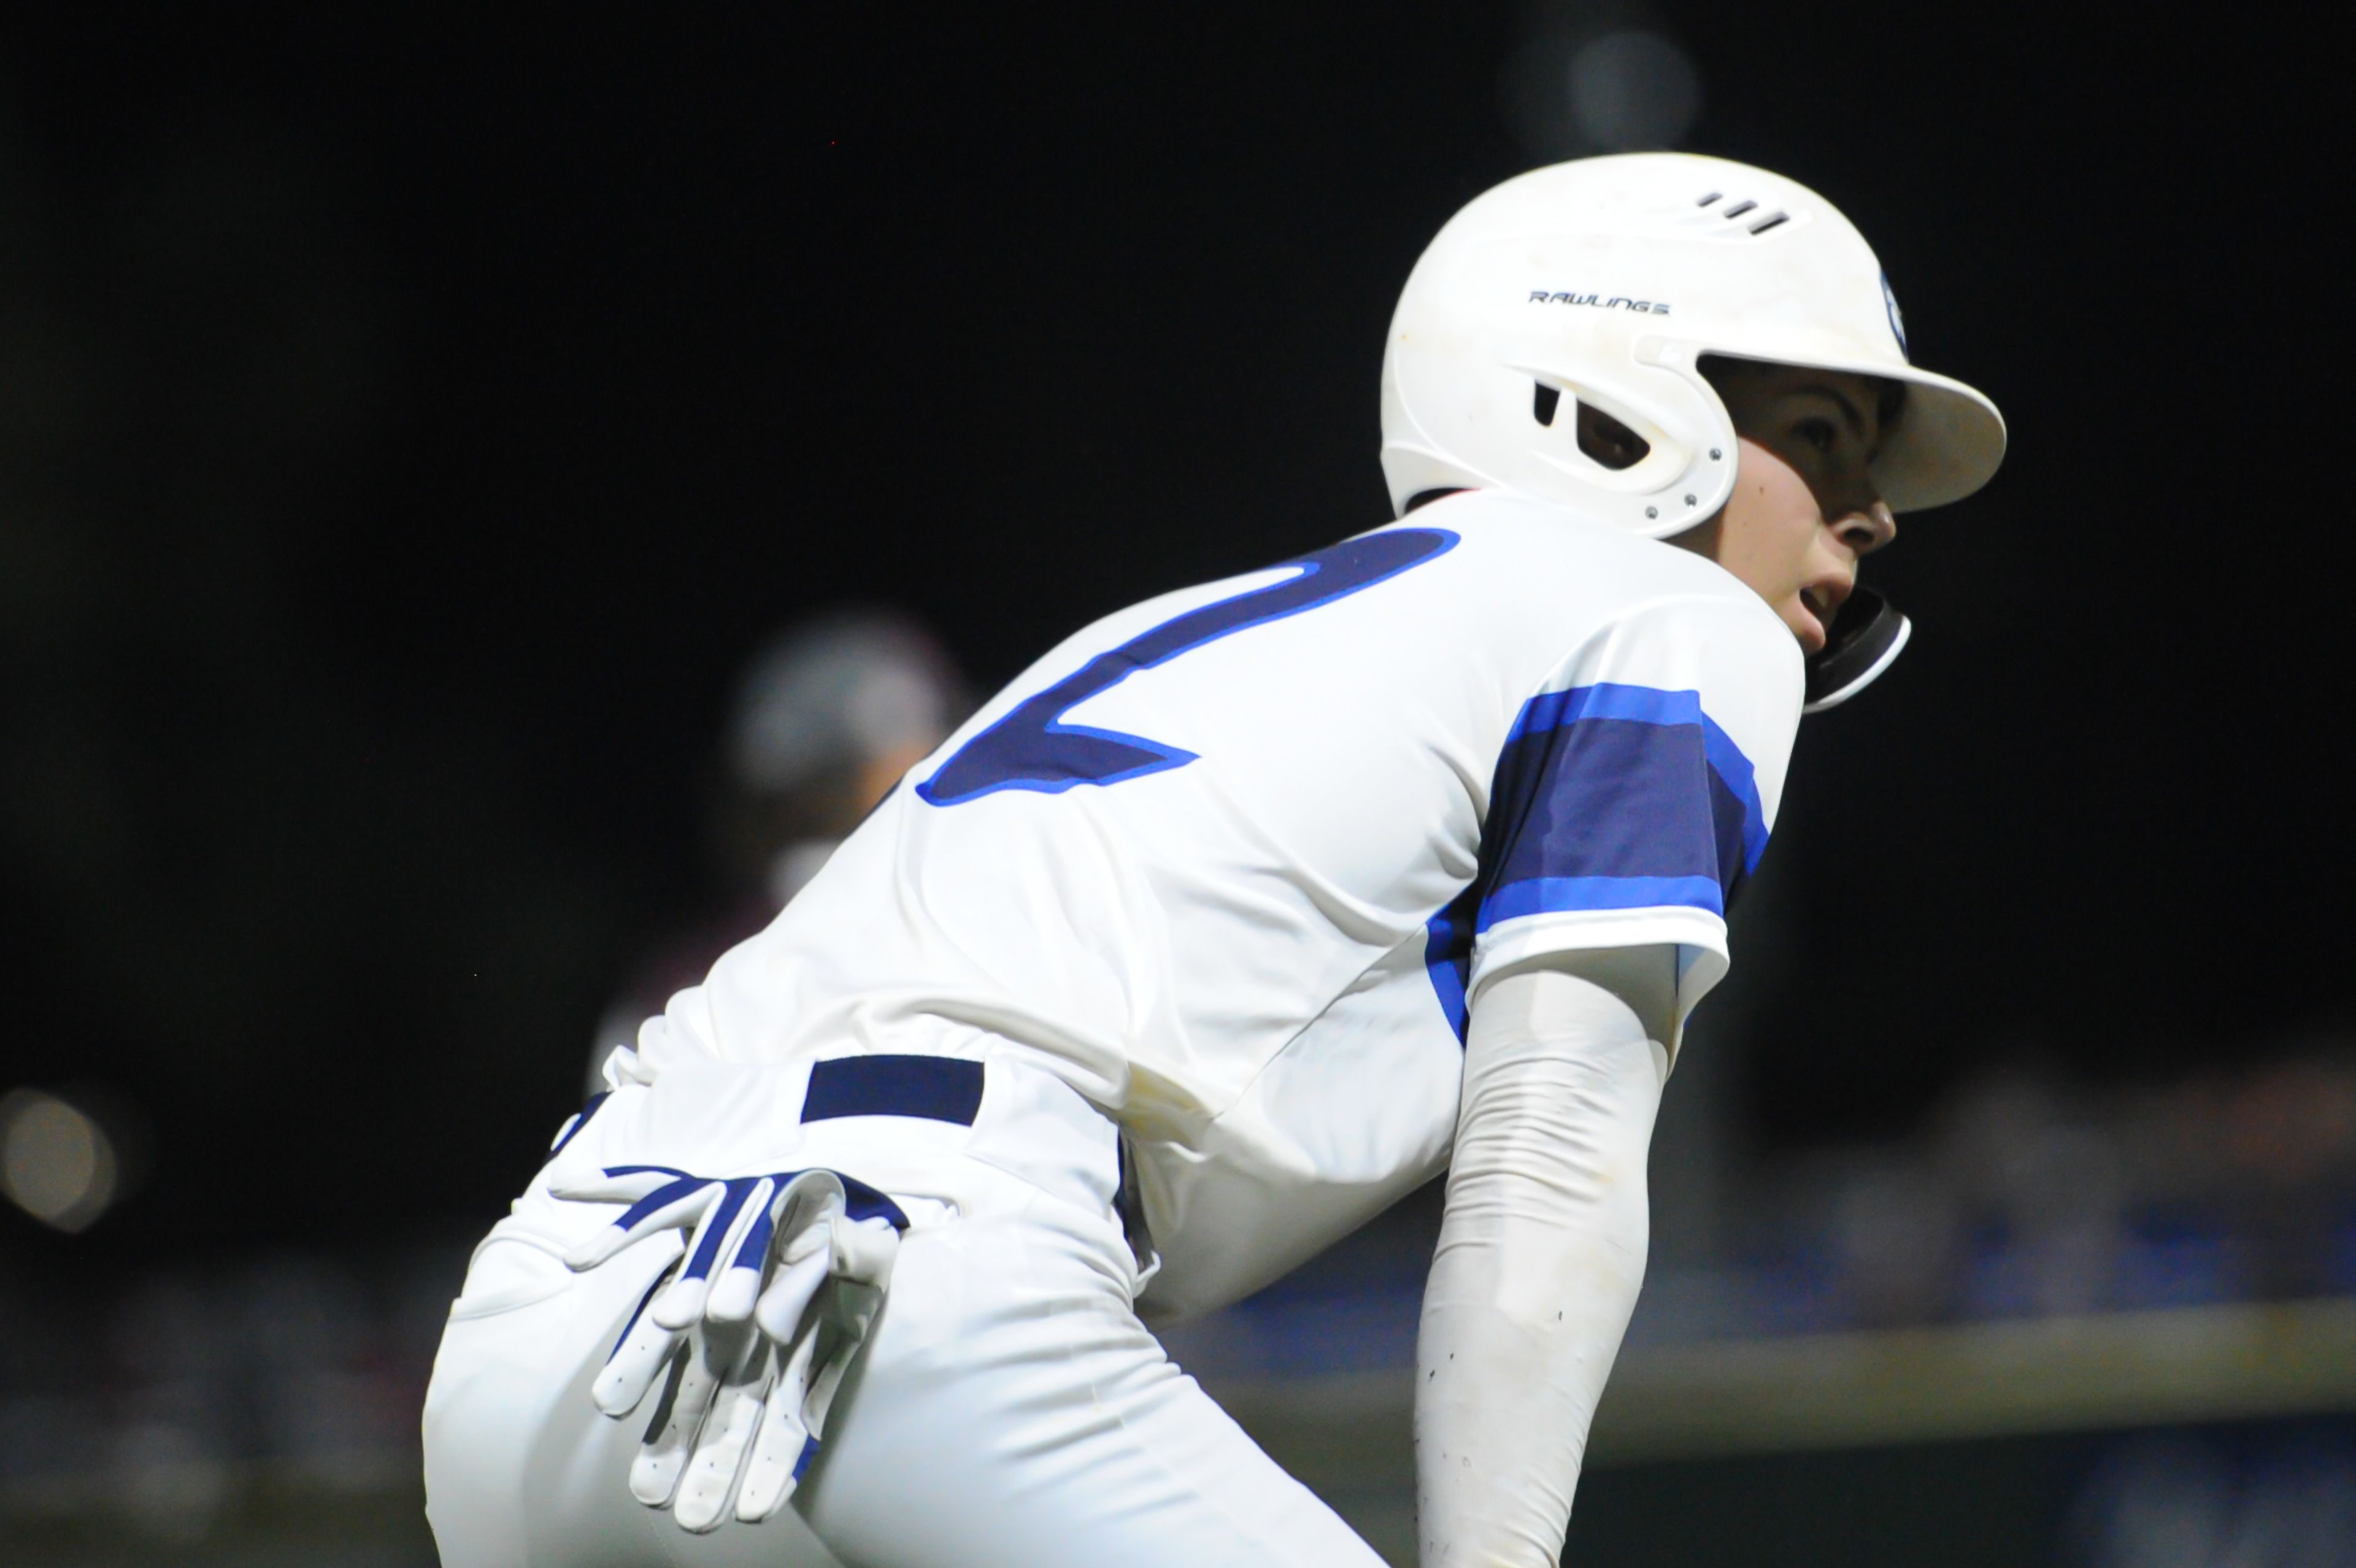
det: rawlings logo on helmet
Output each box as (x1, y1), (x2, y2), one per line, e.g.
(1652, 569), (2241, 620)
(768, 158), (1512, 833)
(1527, 291), (1673, 315)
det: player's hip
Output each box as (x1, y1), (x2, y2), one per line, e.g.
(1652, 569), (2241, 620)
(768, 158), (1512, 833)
(424, 1051), (1142, 1564)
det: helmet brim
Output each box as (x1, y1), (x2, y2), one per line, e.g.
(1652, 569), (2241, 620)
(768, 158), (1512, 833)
(1870, 363), (2007, 514)
(1703, 350), (2006, 514)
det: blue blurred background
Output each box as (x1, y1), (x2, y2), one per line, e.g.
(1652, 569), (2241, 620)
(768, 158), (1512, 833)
(4, 4), (2352, 1563)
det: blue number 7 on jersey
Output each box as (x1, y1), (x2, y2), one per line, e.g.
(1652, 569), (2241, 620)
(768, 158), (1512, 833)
(918, 527), (1458, 807)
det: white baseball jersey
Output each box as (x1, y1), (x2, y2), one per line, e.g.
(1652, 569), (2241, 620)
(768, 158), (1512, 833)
(637, 488), (1802, 1314)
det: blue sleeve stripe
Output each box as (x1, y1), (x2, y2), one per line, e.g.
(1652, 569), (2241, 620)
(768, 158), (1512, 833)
(1475, 874), (1725, 932)
(1423, 910), (1470, 1039)
(1699, 719), (1767, 873)
(1511, 681), (1703, 736)
(1422, 682), (1770, 1046)
(1512, 682), (1766, 874)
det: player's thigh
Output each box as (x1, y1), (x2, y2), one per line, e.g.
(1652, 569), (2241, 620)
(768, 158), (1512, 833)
(800, 1193), (1385, 1568)
(423, 1233), (844, 1568)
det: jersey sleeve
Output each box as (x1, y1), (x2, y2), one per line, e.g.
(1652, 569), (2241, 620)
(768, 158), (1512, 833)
(1459, 591), (1803, 1028)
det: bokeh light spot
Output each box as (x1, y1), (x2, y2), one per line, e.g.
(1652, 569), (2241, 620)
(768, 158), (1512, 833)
(1568, 30), (1701, 153)
(0, 1088), (120, 1232)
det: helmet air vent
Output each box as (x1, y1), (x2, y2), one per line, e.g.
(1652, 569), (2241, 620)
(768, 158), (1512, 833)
(1688, 190), (1794, 237)
(1532, 382), (1562, 427)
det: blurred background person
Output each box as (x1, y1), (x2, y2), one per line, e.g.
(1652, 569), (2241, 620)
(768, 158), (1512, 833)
(587, 610), (968, 1091)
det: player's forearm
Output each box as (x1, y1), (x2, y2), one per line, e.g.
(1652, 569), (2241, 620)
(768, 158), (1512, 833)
(1415, 966), (1666, 1568)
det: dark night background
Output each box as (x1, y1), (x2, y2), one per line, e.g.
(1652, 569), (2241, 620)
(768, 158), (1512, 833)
(0, 2), (2343, 1264)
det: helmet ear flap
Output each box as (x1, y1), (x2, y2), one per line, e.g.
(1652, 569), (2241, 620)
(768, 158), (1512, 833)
(1379, 293), (1742, 535)
(1519, 371), (1689, 501)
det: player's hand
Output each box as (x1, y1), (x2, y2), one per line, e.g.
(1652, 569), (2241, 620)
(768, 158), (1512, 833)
(552, 1164), (904, 1531)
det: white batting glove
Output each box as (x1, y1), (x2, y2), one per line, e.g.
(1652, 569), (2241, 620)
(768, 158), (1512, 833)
(553, 1163), (904, 1531)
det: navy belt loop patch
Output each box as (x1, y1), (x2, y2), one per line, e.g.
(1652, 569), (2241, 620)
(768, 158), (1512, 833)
(801, 1055), (985, 1127)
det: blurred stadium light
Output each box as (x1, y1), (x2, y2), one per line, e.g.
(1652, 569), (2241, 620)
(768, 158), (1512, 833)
(0, 1089), (119, 1234)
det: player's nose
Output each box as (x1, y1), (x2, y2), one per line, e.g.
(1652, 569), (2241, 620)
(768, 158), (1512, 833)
(1833, 501), (1897, 558)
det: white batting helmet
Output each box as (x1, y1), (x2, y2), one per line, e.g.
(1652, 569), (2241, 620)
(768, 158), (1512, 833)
(1379, 153), (2006, 536)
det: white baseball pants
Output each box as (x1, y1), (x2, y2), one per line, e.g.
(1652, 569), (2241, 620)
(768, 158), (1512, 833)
(422, 1053), (1386, 1568)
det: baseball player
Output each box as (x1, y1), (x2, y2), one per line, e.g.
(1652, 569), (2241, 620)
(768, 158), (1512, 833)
(423, 153), (2003, 1567)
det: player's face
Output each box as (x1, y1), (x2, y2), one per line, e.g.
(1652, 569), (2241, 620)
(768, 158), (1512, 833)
(1680, 365), (1898, 654)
